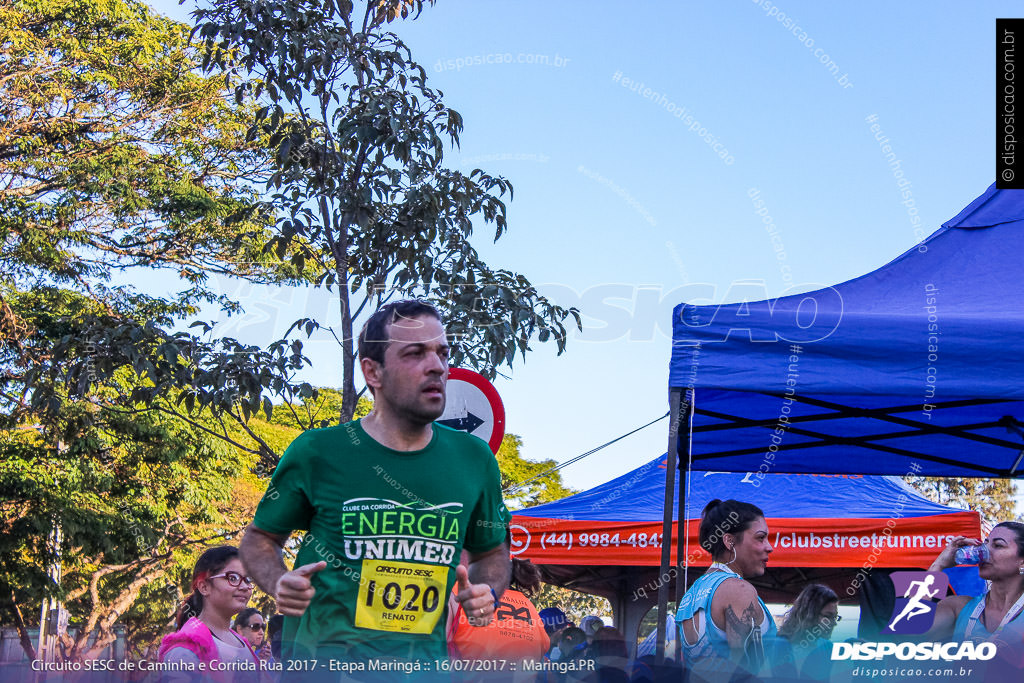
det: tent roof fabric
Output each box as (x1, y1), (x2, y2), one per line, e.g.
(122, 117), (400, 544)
(515, 455), (962, 522)
(510, 455), (980, 570)
(668, 184), (1024, 477)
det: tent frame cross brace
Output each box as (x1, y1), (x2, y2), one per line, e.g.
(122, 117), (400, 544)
(692, 395), (1023, 476)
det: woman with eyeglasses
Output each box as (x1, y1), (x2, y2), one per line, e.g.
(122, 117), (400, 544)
(234, 608), (274, 664)
(772, 584), (840, 681)
(158, 545), (261, 681)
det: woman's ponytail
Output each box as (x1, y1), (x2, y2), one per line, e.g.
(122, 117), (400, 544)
(176, 591), (204, 630)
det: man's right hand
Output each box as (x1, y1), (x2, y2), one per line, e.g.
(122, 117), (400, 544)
(274, 561), (327, 616)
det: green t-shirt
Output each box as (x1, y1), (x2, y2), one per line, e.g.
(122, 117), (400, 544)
(253, 419), (509, 663)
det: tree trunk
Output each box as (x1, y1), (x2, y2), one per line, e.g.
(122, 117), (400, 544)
(7, 586), (37, 660)
(339, 268), (357, 424)
(82, 629), (118, 661)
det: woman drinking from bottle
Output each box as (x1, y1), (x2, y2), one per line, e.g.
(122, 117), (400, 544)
(927, 523), (1024, 642)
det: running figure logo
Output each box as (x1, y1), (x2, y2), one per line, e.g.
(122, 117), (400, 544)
(884, 571), (949, 635)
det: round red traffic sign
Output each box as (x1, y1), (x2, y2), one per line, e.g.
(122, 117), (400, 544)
(439, 368), (505, 454)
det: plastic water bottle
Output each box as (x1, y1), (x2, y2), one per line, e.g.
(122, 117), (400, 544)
(955, 545), (990, 565)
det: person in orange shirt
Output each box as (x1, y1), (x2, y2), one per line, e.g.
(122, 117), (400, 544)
(448, 557), (550, 662)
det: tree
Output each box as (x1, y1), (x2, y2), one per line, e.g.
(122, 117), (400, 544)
(0, 0), (292, 647)
(266, 386), (372, 432)
(0, 394), (257, 661)
(497, 434), (575, 510)
(191, 0), (581, 423)
(0, 0), (284, 292)
(904, 476), (1018, 530)
(15, 0), (581, 479)
(0, 288), (267, 661)
(534, 584), (613, 628)
(0, 0), (315, 477)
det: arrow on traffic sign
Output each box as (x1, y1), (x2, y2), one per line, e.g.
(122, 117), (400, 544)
(438, 412), (485, 434)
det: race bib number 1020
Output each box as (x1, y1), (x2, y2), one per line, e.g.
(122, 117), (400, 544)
(355, 560), (448, 634)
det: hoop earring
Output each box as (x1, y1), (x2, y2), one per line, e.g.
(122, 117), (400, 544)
(1018, 565), (1024, 575)
(725, 547), (738, 565)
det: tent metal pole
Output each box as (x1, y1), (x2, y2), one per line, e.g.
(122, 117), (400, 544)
(674, 462), (685, 663)
(656, 387), (683, 664)
(674, 389), (694, 664)
(675, 389), (693, 590)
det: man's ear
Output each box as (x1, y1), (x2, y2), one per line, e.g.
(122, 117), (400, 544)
(361, 356), (382, 392)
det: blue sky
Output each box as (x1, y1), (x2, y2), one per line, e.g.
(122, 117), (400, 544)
(147, 0), (1021, 510)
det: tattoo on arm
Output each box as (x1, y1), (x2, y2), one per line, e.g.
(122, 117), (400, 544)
(724, 601), (765, 670)
(724, 603), (754, 643)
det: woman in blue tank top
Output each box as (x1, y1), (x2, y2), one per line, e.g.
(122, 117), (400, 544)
(927, 522), (1024, 652)
(675, 499), (776, 681)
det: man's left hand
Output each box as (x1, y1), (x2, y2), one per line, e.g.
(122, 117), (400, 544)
(454, 564), (495, 627)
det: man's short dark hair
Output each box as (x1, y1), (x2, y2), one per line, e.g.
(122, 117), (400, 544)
(357, 299), (443, 365)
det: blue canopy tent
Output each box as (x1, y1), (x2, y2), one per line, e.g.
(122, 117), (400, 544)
(651, 185), (1024, 658)
(668, 184), (1024, 477)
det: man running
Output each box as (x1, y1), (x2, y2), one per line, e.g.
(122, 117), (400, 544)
(240, 300), (511, 666)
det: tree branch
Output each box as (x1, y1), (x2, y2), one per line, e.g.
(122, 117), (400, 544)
(5, 585), (37, 660)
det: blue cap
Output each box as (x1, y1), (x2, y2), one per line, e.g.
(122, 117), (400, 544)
(539, 607), (568, 633)
(580, 615), (604, 638)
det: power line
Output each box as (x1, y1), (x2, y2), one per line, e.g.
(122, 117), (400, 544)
(503, 412), (669, 496)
